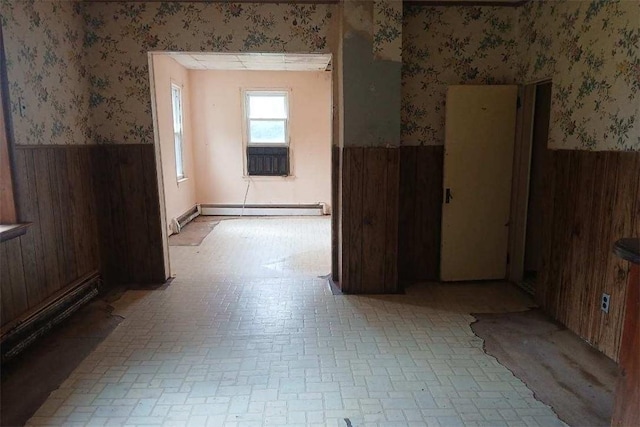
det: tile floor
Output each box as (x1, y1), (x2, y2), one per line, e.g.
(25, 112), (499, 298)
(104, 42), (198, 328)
(27, 217), (566, 426)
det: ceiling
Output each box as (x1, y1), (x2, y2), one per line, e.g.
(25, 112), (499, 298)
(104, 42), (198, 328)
(167, 53), (333, 72)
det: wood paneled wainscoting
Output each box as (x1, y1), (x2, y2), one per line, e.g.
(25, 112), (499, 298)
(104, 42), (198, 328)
(1, 146), (100, 338)
(398, 145), (443, 282)
(1, 144), (167, 343)
(91, 144), (166, 286)
(537, 149), (640, 361)
(340, 146), (399, 293)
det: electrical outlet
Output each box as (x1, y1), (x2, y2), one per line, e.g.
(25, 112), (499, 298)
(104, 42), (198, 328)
(601, 293), (611, 313)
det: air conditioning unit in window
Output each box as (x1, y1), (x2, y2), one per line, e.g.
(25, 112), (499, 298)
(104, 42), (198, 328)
(247, 146), (289, 176)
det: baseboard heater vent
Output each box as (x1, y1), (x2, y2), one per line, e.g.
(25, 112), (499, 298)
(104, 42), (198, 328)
(1, 271), (101, 362)
(177, 205), (200, 229)
(200, 204), (325, 216)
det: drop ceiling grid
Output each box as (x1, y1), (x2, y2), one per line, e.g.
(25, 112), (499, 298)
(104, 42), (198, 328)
(168, 53), (332, 71)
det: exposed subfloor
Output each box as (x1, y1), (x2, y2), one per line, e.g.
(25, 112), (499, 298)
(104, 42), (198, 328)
(471, 310), (618, 427)
(0, 217), (614, 426)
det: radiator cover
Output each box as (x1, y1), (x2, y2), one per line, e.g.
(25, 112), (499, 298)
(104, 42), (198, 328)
(247, 146), (289, 176)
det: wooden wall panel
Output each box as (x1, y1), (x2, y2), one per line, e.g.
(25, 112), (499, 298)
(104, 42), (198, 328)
(332, 145), (340, 281)
(1, 146), (100, 328)
(91, 144), (166, 285)
(398, 145), (443, 281)
(537, 149), (640, 361)
(341, 146), (399, 293)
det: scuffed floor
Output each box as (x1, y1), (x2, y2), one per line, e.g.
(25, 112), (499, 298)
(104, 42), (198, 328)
(25, 217), (567, 426)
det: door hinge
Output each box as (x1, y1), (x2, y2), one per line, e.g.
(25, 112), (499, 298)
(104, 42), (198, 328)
(516, 96), (522, 109)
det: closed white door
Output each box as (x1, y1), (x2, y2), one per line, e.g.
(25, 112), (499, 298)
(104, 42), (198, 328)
(441, 85), (518, 281)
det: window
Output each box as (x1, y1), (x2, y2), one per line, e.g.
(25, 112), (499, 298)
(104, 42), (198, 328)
(1, 28), (16, 226)
(1, 30), (30, 243)
(245, 91), (289, 145)
(1, 77), (16, 225)
(171, 84), (185, 180)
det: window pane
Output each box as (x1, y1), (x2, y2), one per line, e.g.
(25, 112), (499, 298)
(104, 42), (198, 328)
(249, 95), (287, 119)
(172, 87), (182, 132)
(249, 120), (286, 143)
(175, 133), (184, 178)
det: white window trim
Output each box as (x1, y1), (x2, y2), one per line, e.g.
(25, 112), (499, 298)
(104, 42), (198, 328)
(171, 82), (186, 182)
(244, 90), (290, 147)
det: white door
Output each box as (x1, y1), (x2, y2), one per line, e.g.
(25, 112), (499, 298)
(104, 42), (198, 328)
(441, 85), (518, 281)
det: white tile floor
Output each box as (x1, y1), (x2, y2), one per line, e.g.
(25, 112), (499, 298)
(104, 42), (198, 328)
(27, 217), (566, 426)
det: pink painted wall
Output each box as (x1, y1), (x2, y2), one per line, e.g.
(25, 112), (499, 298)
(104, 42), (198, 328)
(189, 70), (332, 210)
(152, 55), (197, 233)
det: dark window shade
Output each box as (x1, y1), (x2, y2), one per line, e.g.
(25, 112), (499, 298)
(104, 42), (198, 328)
(247, 146), (289, 176)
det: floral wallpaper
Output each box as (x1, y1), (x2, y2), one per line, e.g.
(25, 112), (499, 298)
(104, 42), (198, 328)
(373, 0), (403, 62)
(401, 5), (518, 146)
(83, 2), (337, 144)
(517, 0), (640, 151)
(1, 0), (91, 145)
(2, 0), (637, 151)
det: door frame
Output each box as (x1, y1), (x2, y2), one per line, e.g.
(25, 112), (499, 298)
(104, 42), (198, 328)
(507, 78), (552, 283)
(147, 51), (338, 281)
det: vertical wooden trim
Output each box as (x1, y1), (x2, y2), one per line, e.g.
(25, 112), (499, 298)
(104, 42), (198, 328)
(332, 145), (340, 282)
(341, 147), (351, 290)
(398, 146), (416, 279)
(361, 149), (387, 291)
(508, 84), (536, 283)
(535, 148), (557, 309)
(384, 149), (399, 293)
(347, 147), (364, 293)
(0, 26), (17, 224)
(142, 144), (167, 283)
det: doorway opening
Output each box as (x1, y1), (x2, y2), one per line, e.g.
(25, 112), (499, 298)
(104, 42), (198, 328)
(148, 52), (334, 280)
(521, 82), (552, 292)
(509, 80), (552, 294)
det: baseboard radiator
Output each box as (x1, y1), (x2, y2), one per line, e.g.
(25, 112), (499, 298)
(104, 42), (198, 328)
(1, 271), (101, 362)
(200, 203), (326, 216)
(170, 205), (200, 234)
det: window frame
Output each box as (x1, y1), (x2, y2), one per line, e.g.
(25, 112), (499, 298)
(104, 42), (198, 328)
(244, 90), (290, 147)
(0, 26), (30, 242)
(170, 83), (186, 182)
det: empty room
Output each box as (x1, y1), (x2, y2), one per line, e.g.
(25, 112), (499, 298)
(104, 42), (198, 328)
(0, 1), (638, 426)
(151, 52), (333, 280)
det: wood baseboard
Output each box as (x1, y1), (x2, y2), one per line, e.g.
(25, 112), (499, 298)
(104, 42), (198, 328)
(1, 271), (101, 361)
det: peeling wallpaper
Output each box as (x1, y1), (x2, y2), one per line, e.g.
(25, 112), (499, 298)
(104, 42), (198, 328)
(343, 0), (403, 147)
(1, 0), (91, 146)
(517, 0), (640, 151)
(401, 5), (517, 146)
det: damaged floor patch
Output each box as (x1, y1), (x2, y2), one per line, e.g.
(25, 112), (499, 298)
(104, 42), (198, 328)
(472, 309), (618, 427)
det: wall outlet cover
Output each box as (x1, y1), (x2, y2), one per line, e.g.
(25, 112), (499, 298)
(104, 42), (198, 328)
(601, 293), (611, 314)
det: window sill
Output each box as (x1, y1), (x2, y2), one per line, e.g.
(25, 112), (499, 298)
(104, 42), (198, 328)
(0, 223), (32, 243)
(177, 177), (189, 184)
